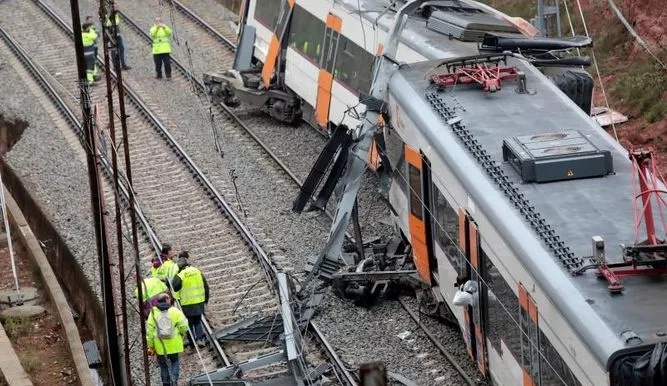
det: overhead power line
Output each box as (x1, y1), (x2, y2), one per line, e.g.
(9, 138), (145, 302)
(606, 0), (667, 71)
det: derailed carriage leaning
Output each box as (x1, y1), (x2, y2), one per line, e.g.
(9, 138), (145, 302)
(204, 1), (667, 384)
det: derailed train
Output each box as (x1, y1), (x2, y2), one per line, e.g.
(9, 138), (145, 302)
(204, 0), (667, 385)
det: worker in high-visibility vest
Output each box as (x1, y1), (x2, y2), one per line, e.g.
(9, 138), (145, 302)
(152, 243), (179, 282)
(81, 21), (98, 86)
(150, 17), (172, 79)
(171, 251), (209, 347)
(134, 276), (168, 317)
(83, 16), (101, 81)
(105, 4), (131, 70)
(146, 293), (188, 386)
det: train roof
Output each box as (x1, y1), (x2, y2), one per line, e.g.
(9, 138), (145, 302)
(388, 57), (667, 364)
(335, 0), (505, 59)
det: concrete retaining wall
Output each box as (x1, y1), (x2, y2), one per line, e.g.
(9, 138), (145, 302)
(0, 320), (33, 386)
(2, 164), (100, 386)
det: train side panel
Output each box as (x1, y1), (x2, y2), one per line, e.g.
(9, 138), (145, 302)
(247, 0), (428, 130)
(329, 82), (363, 128)
(386, 92), (608, 386)
(285, 48), (319, 107)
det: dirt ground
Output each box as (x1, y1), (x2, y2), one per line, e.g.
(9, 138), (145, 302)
(581, 0), (667, 174)
(486, 0), (667, 175)
(0, 241), (79, 385)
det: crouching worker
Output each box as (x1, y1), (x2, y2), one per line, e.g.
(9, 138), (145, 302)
(147, 293), (189, 386)
(171, 251), (209, 347)
(134, 276), (168, 318)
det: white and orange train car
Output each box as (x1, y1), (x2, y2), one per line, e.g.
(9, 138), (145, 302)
(204, 2), (667, 385)
(205, 0), (552, 130)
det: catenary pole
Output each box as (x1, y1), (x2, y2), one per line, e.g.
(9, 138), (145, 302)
(69, 0), (123, 384)
(97, 0), (132, 383)
(103, 0), (152, 382)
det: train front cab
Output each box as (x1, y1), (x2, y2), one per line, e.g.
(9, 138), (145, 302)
(386, 121), (606, 385)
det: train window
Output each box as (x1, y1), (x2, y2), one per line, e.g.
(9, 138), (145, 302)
(519, 287), (541, 385)
(539, 330), (582, 386)
(485, 255), (581, 385)
(434, 189), (461, 272)
(288, 5), (324, 64)
(483, 248), (522, 361)
(396, 156), (407, 193)
(254, 0), (282, 31)
(408, 164), (423, 220)
(274, 0), (292, 38)
(383, 127), (403, 169)
(334, 36), (375, 94)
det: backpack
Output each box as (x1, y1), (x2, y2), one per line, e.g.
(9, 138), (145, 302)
(155, 310), (175, 339)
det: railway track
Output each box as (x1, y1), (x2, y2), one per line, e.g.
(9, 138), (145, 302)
(161, 3), (481, 385)
(1, 0), (482, 383)
(0, 0), (355, 384)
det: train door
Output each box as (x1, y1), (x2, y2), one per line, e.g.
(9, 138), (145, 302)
(405, 145), (434, 285)
(458, 210), (489, 375)
(315, 13), (342, 127)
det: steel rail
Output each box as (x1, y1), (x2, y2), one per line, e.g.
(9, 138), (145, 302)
(117, 9), (304, 189)
(158, 5), (477, 386)
(171, 0), (237, 51)
(309, 320), (358, 386)
(398, 298), (476, 386)
(168, 0), (331, 141)
(31, 0), (238, 368)
(115, 9), (357, 385)
(28, 0), (356, 381)
(0, 14), (232, 371)
(33, 0), (278, 284)
(32, 1), (355, 383)
(118, 7), (354, 237)
(0, 18), (221, 374)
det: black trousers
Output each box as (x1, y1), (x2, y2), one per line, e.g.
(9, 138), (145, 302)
(153, 53), (171, 78)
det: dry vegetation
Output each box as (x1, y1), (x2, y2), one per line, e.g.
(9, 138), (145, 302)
(481, 0), (667, 170)
(0, 244), (78, 385)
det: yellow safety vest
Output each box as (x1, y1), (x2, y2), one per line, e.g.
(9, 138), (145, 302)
(105, 14), (120, 28)
(176, 266), (205, 306)
(134, 277), (167, 302)
(82, 29), (97, 48)
(146, 306), (188, 355)
(152, 259), (179, 282)
(150, 24), (172, 55)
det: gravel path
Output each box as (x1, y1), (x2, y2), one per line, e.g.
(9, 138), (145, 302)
(177, 0), (239, 42)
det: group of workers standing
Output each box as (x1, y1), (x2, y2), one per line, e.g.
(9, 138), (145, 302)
(135, 243), (209, 386)
(81, 4), (174, 86)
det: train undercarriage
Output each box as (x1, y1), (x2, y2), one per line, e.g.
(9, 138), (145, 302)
(203, 69), (302, 124)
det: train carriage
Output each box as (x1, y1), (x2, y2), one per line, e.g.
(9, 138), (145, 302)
(378, 42), (666, 386)
(207, 1), (667, 385)
(212, 0), (589, 130)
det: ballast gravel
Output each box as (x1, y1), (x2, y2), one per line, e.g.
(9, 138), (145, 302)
(20, 0), (477, 384)
(0, 45), (101, 302)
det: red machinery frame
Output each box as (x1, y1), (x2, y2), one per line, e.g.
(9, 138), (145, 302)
(597, 149), (667, 293)
(431, 63), (520, 93)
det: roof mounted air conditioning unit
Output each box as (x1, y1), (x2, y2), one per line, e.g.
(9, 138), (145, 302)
(502, 130), (613, 183)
